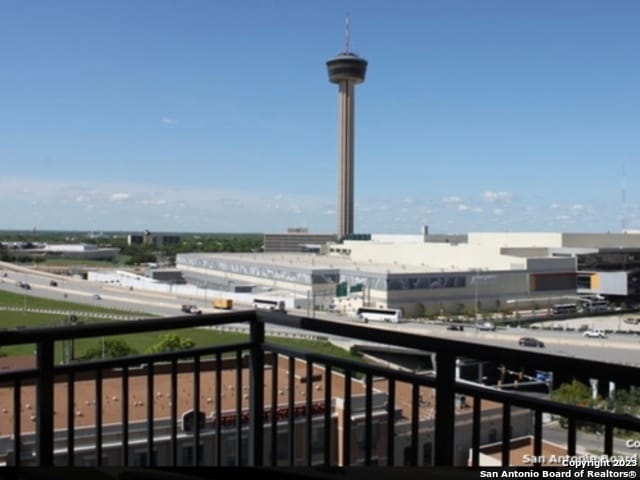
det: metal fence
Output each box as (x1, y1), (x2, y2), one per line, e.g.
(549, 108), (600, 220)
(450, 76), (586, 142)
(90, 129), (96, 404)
(0, 309), (639, 467)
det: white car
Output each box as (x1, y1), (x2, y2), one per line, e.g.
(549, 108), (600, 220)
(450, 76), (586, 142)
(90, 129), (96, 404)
(583, 329), (606, 338)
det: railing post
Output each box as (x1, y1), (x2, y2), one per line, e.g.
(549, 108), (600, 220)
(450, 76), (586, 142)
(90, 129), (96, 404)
(249, 317), (265, 466)
(36, 339), (55, 466)
(434, 351), (456, 466)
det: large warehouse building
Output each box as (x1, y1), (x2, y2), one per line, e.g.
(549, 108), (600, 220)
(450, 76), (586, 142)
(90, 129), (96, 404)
(176, 231), (640, 317)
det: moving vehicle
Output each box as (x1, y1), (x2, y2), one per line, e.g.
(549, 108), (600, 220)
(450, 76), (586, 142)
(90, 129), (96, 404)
(212, 298), (233, 310)
(92, 294), (101, 300)
(356, 307), (403, 324)
(253, 298), (287, 313)
(580, 296), (610, 313)
(583, 329), (606, 338)
(551, 303), (577, 315)
(49, 280), (58, 287)
(181, 304), (201, 314)
(446, 324), (464, 331)
(519, 337), (545, 348)
(624, 317), (640, 325)
(18, 281), (31, 290)
(475, 321), (496, 331)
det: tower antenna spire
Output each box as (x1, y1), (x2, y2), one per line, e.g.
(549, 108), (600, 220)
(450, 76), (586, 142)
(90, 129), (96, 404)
(622, 162), (628, 232)
(345, 12), (350, 53)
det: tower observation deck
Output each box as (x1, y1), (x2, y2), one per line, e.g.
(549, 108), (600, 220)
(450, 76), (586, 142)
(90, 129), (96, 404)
(326, 52), (368, 241)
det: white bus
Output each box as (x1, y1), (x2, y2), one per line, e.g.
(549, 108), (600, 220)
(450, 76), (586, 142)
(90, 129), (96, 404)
(253, 298), (287, 313)
(356, 307), (403, 324)
(551, 303), (578, 315)
(585, 300), (609, 313)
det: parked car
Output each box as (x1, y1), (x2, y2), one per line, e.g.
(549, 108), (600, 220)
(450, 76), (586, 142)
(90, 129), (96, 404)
(49, 280), (58, 287)
(624, 318), (640, 325)
(584, 329), (606, 338)
(519, 337), (545, 348)
(92, 294), (101, 300)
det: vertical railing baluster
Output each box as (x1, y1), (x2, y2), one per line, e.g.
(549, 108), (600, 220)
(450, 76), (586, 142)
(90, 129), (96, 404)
(434, 352), (455, 466)
(364, 372), (372, 466)
(147, 362), (154, 466)
(67, 373), (74, 466)
(288, 356), (295, 466)
(170, 359), (178, 466)
(567, 418), (576, 456)
(249, 319), (265, 466)
(95, 369), (103, 466)
(323, 365), (332, 466)
(215, 352), (222, 466)
(604, 424), (613, 456)
(270, 353), (278, 466)
(194, 355), (201, 467)
(534, 410), (542, 468)
(122, 366), (129, 466)
(411, 383), (419, 466)
(36, 339), (54, 466)
(471, 396), (481, 468)
(13, 379), (21, 466)
(343, 369), (351, 466)
(386, 378), (395, 466)
(235, 350), (242, 466)
(305, 361), (312, 466)
(501, 403), (511, 466)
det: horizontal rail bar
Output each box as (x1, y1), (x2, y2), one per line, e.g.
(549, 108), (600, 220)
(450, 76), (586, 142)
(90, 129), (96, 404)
(257, 312), (640, 384)
(0, 311), (256, 346)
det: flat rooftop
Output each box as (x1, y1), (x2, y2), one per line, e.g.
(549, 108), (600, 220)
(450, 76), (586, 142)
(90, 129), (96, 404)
(178, 252), (451, 275)
(0, 356), (501, 436)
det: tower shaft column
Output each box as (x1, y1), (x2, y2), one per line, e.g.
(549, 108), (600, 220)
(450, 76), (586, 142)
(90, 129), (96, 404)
(337, 80), (356, 240)
(327, 50), (367, 241)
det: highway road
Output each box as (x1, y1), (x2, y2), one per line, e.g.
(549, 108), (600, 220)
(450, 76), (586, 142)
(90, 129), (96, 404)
(1, 263), (640, 366)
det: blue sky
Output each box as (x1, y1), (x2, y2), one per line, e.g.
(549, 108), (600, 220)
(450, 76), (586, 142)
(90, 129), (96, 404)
(1, 1), (639, 234)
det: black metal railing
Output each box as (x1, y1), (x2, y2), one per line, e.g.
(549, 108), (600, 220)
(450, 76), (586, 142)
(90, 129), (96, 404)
(1, 309), (639, 467)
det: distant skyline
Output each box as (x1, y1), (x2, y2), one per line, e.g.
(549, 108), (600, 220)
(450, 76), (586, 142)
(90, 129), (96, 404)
(1, 1), (639, 234)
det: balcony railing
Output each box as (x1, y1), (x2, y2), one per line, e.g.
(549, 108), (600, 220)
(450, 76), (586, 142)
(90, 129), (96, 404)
(1, 310), (639, 467)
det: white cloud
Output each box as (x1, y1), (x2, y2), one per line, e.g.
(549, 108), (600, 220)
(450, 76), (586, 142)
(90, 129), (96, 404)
(550, 203), (560, 209)
(109, 192), (132, 202)
(0, 176), (622, 233)
(482, 191), (512, 203)
(140, 199), (167, 206)
(160, 117), (178, 125)
(443, 196), (463, 204)
(289, 205), (303, 214)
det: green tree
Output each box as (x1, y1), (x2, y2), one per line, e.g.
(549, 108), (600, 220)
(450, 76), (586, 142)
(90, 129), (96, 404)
(552, 380), (604, 433)
(147, 333), (195, 353)
(80, 338), (138, 360)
